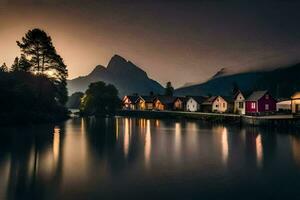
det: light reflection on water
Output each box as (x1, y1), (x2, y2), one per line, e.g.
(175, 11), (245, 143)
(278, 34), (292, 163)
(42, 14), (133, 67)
(1, 117), (300, 199)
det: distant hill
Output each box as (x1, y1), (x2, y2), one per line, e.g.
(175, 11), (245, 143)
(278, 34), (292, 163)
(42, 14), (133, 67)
(67, 55), (164, 97)
(175, 63), (300, 98)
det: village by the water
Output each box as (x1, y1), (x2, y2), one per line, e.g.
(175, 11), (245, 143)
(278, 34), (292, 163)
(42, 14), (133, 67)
(121, 90), (300, 126)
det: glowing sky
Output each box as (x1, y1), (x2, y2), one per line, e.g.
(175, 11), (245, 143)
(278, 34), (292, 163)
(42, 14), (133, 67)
(1, 0), (300, 87)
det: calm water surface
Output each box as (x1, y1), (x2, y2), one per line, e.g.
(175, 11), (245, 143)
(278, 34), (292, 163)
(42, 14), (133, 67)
(1, 117), (300, 200)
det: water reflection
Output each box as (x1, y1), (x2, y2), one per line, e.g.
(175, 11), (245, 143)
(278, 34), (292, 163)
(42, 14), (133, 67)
(144, 120), (151, 168)
(1, 118), (300, 199)
(174, 122), (181, 162)
(292, 137), (300, 166)
(221, 127), (229, 165)
(256, 134), (263, 168)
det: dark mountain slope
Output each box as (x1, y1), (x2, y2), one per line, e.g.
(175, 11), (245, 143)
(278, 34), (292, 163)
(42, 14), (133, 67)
(175, 63), (300, 98)
(67, 55), (164, 97)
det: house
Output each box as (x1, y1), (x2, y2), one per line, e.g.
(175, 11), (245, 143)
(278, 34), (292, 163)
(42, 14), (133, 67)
(137, 96), (155, 110)
(153, 96), (177, 111)
(173, 97), (188, 111)
(291, 92), (300, 114)
(245, 91), (276, 115)
(233, 90), (246, 114)
(186, 96), (207, 112)
(202, 96), (228, 113)
(276, 99), (291, 113)
(122, 95), (139, 110)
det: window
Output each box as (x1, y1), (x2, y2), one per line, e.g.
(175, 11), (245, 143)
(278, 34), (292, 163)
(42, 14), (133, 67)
(215, 104), (218, 108)
(251, 102), (256, 109)
(265, 104), (269, 110)
(223, 103), (225, 108)
(239, 102), (243, 108)
(265, 94), (269, 100)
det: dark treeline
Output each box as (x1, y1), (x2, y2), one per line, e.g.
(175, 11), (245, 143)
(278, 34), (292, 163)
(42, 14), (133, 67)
(0, 28), (69, 125)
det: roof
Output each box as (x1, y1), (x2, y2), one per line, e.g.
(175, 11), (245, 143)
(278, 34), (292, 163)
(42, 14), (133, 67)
(202, 96), (218, 105)
(188, 96), (207, 104)
(139, 96), (156, 103)
(175, 97), (189, 103)
(292, 92), (300, 100)
(123, 95), (139, 103)
(155, 96), (177, 105)
(246, 91), (268, 101)
(234, 90), (244, 100)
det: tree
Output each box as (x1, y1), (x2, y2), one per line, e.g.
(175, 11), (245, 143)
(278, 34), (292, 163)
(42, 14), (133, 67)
(165, 81), (174, 96)
(17, 28), (68, 104)
(66, 92), (84, 109)
(11, 54), (32, 72)
(80, 81), (120, 116)
(0, 63), (8, 72)
(11, 57), (19, 72)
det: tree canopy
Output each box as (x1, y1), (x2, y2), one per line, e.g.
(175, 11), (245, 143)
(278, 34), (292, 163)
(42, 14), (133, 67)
(0, 28), (69, 125)
(80, 81), (120, 116)
(17, 28), (68, 105)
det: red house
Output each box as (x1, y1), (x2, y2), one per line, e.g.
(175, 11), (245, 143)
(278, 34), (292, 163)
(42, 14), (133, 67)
(245, 91), (276, 115)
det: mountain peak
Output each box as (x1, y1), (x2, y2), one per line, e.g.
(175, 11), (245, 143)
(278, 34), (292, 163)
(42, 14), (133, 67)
(67, 54), (164, 96)
(107, 54), (127, 69)
(89, 65), (106, 76)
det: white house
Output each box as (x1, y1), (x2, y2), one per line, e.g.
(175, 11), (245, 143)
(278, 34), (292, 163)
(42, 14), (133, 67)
(234, 91), (245, 114)
(186, 96), (206, 112)
(276, 99), (291, 112)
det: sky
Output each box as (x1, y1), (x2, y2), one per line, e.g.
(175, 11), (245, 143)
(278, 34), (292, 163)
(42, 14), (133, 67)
(0, 0), (300, 88)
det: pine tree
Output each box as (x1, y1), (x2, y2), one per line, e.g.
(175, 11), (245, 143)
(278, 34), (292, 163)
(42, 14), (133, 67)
(11, 57), (19, 72)
(17, 28), (68, 104)
(18, 54), (32, 72)
(165, 81), (174, 96)
(0, 63), (8, 72)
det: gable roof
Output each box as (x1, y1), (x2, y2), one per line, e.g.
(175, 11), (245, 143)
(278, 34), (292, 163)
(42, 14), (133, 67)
(155, 96), (177, 105)
(123, 95), (139, 103)
(202, 96), (218, 105)
(234, 90), (245, 100)
(188, 96), (207, 104)
(139, 96), (156, 103)
(175, 97), (189, 103)
(246, 90), (268, 101)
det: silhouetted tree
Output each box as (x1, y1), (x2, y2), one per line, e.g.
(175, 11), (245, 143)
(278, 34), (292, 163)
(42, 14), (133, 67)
(17, 28), (68, 104)
(11, 54), (32, 72)
(10, 57), (19, 72)
(80, 81), (120, 116)
(165, 81), (174, 96)
(0, 63), (8, 72)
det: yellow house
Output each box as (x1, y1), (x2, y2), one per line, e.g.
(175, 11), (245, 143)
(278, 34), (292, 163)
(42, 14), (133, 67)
(291, 92), (300, 114)
(137, 96), (155, 110)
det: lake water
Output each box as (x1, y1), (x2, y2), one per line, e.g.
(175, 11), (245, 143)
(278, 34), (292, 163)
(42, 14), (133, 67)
(1, 117), (300, 200)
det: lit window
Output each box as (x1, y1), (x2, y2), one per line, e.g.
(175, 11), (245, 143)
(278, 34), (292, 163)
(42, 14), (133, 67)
(239, 102), (243, 108)
(265, 104), (269, 110)
(223, 103), (225, 108)
(251, 102), (256, 109)
(265, 95), (269, 100)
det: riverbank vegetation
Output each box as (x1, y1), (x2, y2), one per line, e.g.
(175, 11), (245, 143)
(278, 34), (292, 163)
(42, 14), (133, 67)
(80, 81), (120, 117)
(0, 28), (69, 125)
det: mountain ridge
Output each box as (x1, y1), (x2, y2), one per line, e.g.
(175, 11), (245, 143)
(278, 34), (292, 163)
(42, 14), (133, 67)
(67, 55), (164, 97)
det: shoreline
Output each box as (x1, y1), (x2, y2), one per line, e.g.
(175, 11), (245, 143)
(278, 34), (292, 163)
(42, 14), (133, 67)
(117, 110), (300, 127)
